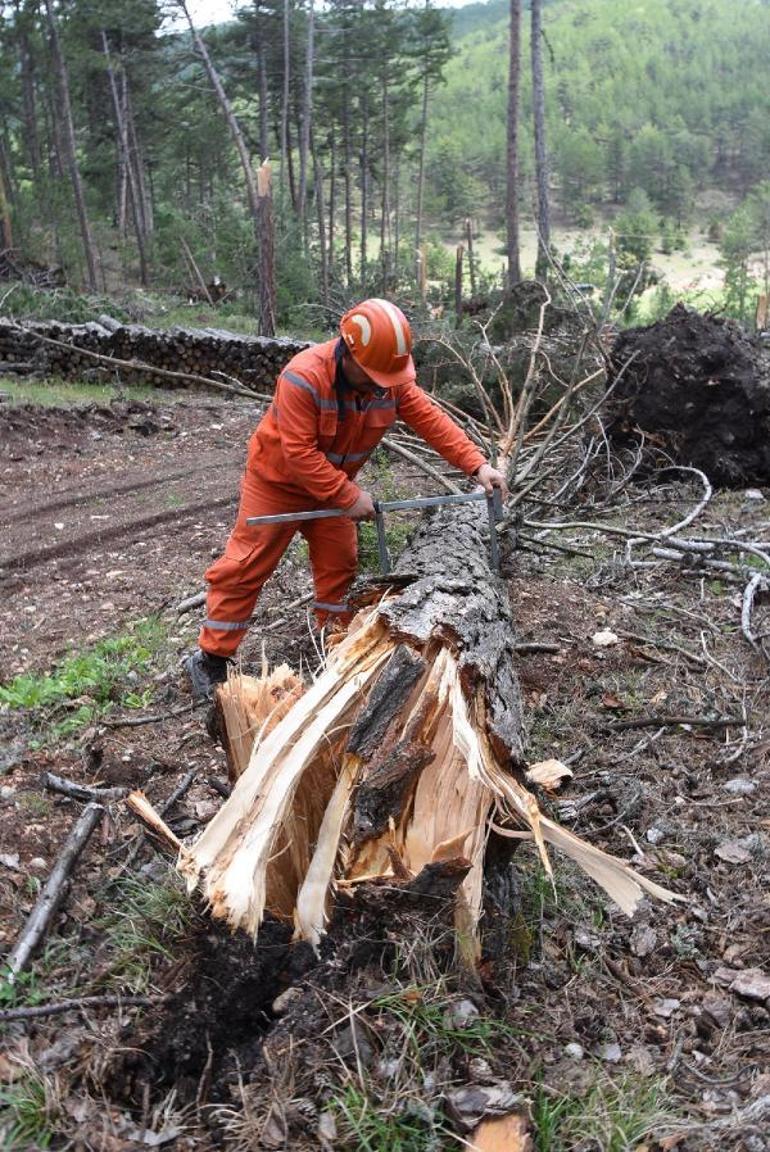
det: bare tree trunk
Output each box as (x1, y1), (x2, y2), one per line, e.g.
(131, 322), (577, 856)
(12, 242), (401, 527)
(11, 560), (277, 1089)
(465, 217), (477, 296)
(280, 0), (291, 216)
(531, 0), (550, 282)
(379, 73), (390, 294)
(298, 0), (314, 244)
(257, 160), (276, 336)
(175, 0), (260, 245)
(312, 130), (328, 304)
(414, 69), (429, 287)
(343, 89), (353, 285)
(506, 0), (522, 287)
(255, 2), (270, 161)
(360, 91), (369, 290)
(328, 129), (336, 280)
(101, 32), (148, 286)
(455, 243), (464, 326)
(125, 85), (153, 236)
(0, 154), (13, 250)
(43, 0), (98, 291)
(16, 2), (42, 182)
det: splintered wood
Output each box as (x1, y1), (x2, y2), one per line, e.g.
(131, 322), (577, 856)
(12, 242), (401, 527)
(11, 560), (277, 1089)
(171, 504), (681, 951)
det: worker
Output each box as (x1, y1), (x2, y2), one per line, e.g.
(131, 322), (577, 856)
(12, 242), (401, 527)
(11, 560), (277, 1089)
(184, 298), (508, 700)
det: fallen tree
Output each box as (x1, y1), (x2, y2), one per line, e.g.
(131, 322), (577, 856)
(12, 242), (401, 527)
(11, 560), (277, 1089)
(149, 504), (678, 960)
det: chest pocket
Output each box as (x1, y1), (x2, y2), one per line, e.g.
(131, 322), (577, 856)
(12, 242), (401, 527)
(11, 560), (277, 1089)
(364, 401), (397, 432)
(318, 408), (339, 448)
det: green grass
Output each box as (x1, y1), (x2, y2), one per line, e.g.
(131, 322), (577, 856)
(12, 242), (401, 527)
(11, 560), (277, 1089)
(531, 1073), (682, 1152)
(0, 617), (168, 742)
(332, 1084), (446, 1152)
(0, 376), (158, 407)
(0, 1069), (54, 1150)
(95, 871), (193, 993)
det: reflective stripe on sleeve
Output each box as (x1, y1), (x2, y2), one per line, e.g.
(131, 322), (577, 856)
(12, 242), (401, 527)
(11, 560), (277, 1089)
(313, 601), (350, 613)
(203, 618), (251, 631)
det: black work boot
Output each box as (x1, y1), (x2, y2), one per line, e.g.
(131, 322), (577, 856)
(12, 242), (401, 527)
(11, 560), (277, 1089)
(183, 648), (230, 702)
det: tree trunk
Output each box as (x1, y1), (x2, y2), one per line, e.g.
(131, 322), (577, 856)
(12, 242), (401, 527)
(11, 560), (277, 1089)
(311, 130), (329, 304)
(328, 129), (336, 279)
(0, 154), (13, 251)
(343, 87), (353, 285)
(506, 0), (522, 287)
(360, 91), (369, 290)
(531, 0), (551, 281)
(255, 1), (270, 162)
(257, 160), (276, 336)
(280, 0), (291, 215)
(125, 84), (153, 236)
(379, 73), (391, 294)
(176, 0), (260, 246)
(298, 0), (314, 244)
(16, 2), (42, 182)
(176, 503), (677, 951)
(101, 32), (148, 287)
(414, 70), (429, 286)
(43, 0), (98, 291)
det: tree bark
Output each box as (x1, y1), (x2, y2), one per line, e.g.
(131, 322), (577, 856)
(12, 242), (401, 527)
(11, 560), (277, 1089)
(101, 32), (148, 287)
(280, 0), (291, 215)
(311, 129), (329, 304)
(43, 0), (99, 291)
(531, 0), (551, 281)
(257, 160), (276, 336)
(414, 67), (430, 288)
(177, 501), (678, 951)
(0, 154), (13, 251)
(298, 0), (315, 244)
(506, 0), (522, 287)
(15, 0), (42, 182)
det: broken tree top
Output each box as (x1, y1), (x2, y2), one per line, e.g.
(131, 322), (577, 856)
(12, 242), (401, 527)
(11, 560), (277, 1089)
(609, 303), (770, 487)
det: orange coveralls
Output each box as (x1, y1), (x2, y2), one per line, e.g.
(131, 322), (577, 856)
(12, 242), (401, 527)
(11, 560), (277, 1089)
(198, 338), (486, 658)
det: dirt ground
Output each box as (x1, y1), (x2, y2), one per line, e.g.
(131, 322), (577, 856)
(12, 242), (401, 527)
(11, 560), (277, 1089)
(0, 387), (768, 1151)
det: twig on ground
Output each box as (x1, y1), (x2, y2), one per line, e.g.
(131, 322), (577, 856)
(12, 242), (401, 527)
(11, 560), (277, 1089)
(742, 571), (769, 651)
(101, 703), (198, 728)
(5, 803), (103, 981)
(176, 590), (206, 615)
(0, 993), (160, 1022)
(44, 773), (128, 803)
(606, 714), (742, 733)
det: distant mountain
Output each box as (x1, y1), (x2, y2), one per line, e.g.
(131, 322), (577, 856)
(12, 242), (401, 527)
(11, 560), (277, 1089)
(427, 0), (770, 226)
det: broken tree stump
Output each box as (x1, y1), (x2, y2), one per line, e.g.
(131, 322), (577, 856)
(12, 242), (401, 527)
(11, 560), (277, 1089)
(172, 503), (679, 955)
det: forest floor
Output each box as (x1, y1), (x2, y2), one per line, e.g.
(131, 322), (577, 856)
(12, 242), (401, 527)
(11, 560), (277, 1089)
(0, 383), (768, 1151)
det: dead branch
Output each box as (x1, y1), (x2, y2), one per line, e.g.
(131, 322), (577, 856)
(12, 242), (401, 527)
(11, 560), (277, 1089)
(0, 993), (160, 1022)
(606, 715), (742, 733)
(742, 572), (769, 650)
(44, 772), (128, 803)
(5, 803), (103, 981)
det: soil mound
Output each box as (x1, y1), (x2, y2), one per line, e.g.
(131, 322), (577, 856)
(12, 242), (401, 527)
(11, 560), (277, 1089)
(609, 304), (770, 486)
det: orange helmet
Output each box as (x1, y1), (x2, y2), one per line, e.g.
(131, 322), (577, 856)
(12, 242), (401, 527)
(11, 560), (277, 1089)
(339, 298), (415, 389)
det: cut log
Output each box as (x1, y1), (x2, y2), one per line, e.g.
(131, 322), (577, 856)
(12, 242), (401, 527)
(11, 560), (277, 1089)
(176, 503), (681, 955)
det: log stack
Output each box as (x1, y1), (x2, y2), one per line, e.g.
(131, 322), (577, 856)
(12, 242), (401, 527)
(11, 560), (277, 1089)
(0, 316), (308, 392)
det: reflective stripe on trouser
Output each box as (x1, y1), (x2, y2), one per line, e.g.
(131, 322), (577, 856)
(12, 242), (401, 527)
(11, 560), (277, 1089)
(198, 470), (357, 658)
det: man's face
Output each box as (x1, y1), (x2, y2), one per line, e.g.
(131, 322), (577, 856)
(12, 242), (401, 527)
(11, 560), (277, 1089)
(342, 349), (379, 393)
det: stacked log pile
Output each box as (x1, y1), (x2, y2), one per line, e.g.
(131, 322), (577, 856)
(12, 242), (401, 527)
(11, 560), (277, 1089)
(0, 316), (308, 392)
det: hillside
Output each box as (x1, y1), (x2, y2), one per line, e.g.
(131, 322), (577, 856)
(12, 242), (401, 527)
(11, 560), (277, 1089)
(430, 0), (770, 229)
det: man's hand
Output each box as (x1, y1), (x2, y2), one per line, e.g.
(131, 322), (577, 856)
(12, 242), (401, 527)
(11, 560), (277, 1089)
(345, 489), (377, 521)
(475, 463), (509, 500)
